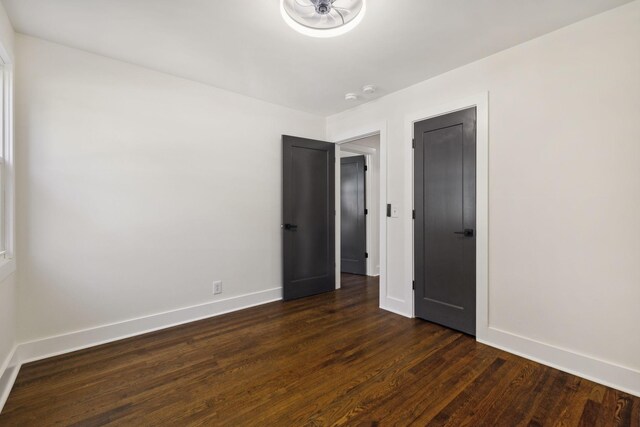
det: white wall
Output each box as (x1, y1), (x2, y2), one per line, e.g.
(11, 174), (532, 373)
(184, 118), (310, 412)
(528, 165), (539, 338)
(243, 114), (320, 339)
(0, 0), (16, 403)
(327, 1), (640, 391)
(15, 35), (325, 342)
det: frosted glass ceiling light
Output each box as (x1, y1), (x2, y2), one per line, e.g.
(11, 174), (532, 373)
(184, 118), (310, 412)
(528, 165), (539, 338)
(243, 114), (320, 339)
(280, 0), (366, 38)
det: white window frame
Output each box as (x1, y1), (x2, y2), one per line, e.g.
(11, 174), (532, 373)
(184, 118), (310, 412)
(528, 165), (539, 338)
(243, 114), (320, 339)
(0, 58), (16, 283)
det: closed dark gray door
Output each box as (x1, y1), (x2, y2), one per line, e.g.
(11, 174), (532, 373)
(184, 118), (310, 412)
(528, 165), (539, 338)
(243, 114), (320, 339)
(414, 107), (476, 335)
(341, 155), (367, 275)
(282, 135), (335, 301)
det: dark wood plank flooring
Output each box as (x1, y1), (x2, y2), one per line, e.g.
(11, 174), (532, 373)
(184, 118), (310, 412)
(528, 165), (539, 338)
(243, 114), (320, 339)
(1, 274), (638, 425)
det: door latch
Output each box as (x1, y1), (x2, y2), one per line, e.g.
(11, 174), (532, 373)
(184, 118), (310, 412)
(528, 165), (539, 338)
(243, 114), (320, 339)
(453, 228), (474, 237)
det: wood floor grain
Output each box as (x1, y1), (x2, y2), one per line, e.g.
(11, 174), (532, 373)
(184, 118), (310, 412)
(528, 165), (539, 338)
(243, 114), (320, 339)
(1, 274), (638, 426)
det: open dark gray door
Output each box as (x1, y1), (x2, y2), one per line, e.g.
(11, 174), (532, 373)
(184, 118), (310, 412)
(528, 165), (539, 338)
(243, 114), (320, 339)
(283, 135), (335, 301)
(340, 155), (367, 275)
(414, 107), (476, 335)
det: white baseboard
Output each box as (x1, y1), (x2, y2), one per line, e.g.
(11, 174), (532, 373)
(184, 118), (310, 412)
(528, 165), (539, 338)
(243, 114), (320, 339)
(480, 326), (640, 398)
(10, 287), (282, 367)
(0, 345), (15, 382)
(379, 301), (411, 318)
(0, 345), (18, 413)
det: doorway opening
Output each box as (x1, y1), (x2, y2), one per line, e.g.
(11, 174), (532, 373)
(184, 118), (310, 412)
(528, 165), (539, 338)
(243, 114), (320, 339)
(280, 125), (387, 307)
(337, 134), (381, 287)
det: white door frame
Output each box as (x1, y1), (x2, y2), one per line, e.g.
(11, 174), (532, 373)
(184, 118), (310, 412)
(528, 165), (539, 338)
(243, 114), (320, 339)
(339, 146), (377, 277)
(330, 122), (389, 311)
(405, 92), (489, 340)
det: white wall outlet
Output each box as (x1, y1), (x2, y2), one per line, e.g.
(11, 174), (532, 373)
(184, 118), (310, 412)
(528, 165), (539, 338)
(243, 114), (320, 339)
(213, 280), (223, 295)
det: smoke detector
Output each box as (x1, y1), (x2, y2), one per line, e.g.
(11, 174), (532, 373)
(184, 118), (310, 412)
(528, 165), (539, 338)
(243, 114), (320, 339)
(280, 0), (367, 38)
(362, 85), (376, 94)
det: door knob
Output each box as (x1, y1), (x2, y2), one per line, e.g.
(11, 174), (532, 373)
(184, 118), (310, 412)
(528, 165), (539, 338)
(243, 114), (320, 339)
(282, 223), (298, 231)
(454, 228), (474, 237)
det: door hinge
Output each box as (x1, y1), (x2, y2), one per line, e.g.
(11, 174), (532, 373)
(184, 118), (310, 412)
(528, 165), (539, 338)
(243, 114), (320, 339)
(412, 139), (415, 149)
(412, 280), (415, 290)
(412, 209), (415, 219)
(365, 208), (368, 215)
(364, 165), (368, 171)
(365, 252), (369, 259)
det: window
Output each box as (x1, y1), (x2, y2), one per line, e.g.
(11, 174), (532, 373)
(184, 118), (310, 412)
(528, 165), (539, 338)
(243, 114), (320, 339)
(0, 61), (14, 264)
(0, 64), (5, 257)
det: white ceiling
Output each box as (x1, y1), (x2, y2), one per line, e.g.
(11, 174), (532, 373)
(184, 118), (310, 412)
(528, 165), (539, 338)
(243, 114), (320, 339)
(2, 0), (632, 115)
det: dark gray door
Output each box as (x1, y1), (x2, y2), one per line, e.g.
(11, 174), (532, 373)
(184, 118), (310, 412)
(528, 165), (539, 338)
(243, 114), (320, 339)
(340, 155), (367, 275)
(414, 107), (476, 335)
(282, 135), (335, 301)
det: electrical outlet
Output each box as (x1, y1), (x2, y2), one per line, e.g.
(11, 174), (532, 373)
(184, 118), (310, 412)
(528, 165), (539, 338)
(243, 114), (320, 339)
(213, 281), (223, 295)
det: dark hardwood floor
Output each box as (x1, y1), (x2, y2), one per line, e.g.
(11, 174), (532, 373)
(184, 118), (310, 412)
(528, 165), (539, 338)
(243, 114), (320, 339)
(1, 274), (638, 426)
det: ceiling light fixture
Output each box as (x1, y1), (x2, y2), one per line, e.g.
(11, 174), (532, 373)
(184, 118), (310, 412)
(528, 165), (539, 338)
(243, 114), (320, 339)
(345, 93), (358, 101)
(280, 0), (366, 38)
